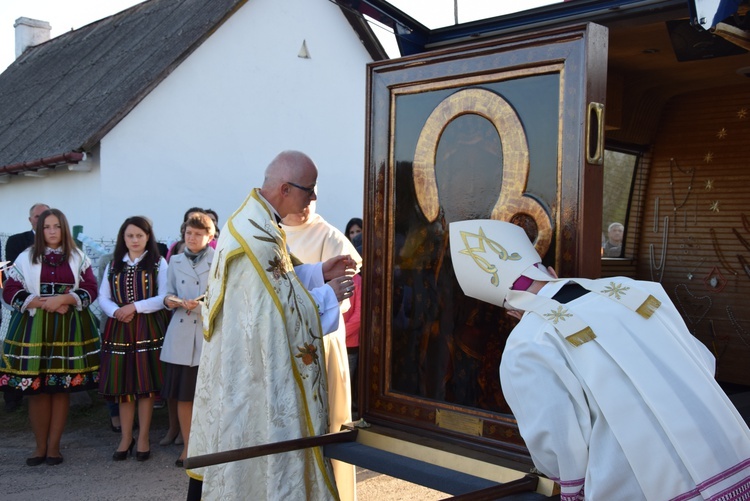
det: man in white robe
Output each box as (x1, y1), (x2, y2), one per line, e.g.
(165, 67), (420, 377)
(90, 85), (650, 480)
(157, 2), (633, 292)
(282, 203), (362, 501)
(187, 151), (356, 501)
(450, 219), (750, 501)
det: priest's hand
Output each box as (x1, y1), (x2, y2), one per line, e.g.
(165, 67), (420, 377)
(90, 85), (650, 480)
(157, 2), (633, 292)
(323, 255), (357, 281)
(328, 275), (355, 302)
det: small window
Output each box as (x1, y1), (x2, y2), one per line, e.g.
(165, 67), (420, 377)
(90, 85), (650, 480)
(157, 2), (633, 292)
(602, 149), (638, 258)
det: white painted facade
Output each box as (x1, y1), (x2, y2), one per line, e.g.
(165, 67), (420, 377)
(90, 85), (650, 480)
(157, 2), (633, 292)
(0, 0), (372, 241)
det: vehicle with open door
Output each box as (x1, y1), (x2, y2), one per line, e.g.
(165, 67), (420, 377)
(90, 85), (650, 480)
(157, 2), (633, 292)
(346, 0), (750, 497)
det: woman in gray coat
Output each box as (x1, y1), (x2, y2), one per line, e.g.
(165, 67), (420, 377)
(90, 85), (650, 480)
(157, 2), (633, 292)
(160, 213), (215, 467)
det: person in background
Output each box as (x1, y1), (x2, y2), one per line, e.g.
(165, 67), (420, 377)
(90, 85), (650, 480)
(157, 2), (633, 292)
(162, 207), (208, 419)
(345, 217), (362, 243)
(0, 208), (100, 466)
(166, 207), (205, 262)
(187, 150), (356, 501)
(3, 202), (50, 412)
(94, 252), (125, 434)
(203, 208), (220, 243)
(167, 207), (218, 262)
(282, 202), (362, 501)
(602, 222), (624, 257)
(450, 219), (750, 501)
(343, 232), (363, 416)
(161, 213), (215, 468)
(98, 216), (169, 462)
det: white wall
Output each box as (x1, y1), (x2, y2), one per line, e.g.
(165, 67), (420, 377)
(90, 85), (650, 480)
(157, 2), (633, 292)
(0, 149), (102, 235)
(1, 0), (371, 241)
(100, 0), (370, 241)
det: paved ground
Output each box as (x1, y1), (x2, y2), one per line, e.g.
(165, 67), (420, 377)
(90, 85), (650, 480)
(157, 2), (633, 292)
(0, 392), (446, 501)
(7, 389), (747, 500)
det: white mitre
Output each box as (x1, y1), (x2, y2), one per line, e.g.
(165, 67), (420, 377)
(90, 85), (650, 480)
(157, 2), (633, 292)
(449, 220), (661, 347)
(448, 220), (553, 308)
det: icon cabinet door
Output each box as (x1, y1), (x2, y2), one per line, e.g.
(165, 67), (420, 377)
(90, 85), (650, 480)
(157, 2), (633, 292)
(361, 23), (608, 460)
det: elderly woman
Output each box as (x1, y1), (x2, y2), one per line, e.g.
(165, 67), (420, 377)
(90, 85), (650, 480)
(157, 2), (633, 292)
(161, 213), (215, 467)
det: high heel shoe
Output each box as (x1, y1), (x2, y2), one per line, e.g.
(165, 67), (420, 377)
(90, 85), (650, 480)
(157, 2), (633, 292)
(136, 449), (151, 462)
(112, 438), (135, 461)
(159, 430), (179, 446)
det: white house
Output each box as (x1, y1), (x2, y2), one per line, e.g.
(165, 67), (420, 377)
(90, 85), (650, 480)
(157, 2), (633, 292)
(0, 0), (386, 243)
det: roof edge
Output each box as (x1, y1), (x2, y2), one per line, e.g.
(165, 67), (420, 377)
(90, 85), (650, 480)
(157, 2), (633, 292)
(0, 151), (84, 175)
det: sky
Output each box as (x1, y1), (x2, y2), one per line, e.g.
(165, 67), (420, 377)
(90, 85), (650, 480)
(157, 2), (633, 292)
(0, 0), (559, 70)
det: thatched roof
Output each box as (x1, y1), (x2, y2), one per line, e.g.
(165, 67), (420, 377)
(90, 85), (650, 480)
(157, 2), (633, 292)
(0, 0), (385, 174)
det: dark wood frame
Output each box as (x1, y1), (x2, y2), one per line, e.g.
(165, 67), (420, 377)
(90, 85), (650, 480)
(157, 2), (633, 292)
(360, 23), (608, 459)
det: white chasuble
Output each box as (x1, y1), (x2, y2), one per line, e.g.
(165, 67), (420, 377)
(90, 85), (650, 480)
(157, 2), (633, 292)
(188, 189), (338, 501)
(501, 278), (750, 501)
(282, 213), (362, 501)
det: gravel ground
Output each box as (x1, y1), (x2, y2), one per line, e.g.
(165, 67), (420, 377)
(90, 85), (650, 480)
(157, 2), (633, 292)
(0, 392), (447, 501)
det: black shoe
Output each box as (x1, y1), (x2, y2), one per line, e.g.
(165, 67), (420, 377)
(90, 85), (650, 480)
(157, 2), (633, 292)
(46, 456), (63, 466)
(25, 456), (45, 466)
(113, 438), (135, 461)
(136, 449), (151, 462)
(175, 458), (184, 468)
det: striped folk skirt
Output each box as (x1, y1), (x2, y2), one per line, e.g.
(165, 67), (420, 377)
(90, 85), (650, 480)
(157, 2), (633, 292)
(98, 310), (169, 403)
(0, 308), (101, 394)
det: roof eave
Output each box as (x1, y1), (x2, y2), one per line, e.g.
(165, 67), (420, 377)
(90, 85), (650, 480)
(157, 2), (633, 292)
(0, 151), (85, 175)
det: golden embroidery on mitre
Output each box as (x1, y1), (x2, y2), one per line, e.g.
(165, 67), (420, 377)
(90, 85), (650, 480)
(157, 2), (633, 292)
(458, 227), (522, 287)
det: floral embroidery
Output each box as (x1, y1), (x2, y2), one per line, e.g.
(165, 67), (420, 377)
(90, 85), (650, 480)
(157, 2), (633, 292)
(0, 372), (97, 392)
(295, 343), (318, 365)
(601, 282), (630, 300)
(266, 255), (287, 280)
(249, 216), (325, 401)
(544, 305), (573, 324)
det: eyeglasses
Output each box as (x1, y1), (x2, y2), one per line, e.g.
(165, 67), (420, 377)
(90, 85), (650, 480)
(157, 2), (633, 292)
(286, 181), (316, 196)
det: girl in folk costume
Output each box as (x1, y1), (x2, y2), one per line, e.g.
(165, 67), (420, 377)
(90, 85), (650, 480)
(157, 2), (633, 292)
(0, 208), (100, 466)
(161, 213), (215, 467)
(98, 216), (169, 462)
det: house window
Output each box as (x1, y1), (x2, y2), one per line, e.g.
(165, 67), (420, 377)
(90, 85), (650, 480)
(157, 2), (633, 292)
(602, 148), (639, 258)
